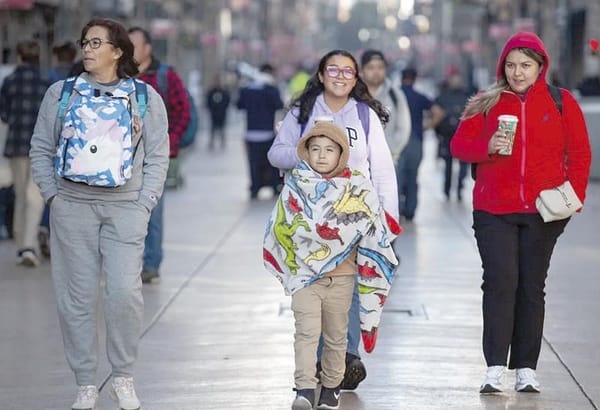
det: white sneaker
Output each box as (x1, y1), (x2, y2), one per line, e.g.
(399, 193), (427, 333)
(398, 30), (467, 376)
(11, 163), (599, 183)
(515, 368), (541, 392)
(71, 385), (98, 410)
(110, 376), (141, 409)
(17, 249), (40, 267)
(480, 365), (505, 393)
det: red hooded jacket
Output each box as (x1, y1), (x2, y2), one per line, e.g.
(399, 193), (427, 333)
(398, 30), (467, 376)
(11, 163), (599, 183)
(451, 32), (591, 214)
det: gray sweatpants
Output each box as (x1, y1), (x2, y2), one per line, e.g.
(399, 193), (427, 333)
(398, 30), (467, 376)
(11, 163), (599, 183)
(50, 197), (150, 386)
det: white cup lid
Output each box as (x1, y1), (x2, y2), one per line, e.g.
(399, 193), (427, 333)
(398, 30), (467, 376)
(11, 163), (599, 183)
(498, 114), (518, 122)
(314, 115), (334, 123)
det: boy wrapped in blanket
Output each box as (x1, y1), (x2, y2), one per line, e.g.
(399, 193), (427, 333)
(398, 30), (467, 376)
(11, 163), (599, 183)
(263, 121), (401, 410)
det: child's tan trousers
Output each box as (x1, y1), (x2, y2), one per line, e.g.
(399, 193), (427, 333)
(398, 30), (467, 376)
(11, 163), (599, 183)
(292, 274), (354, 389)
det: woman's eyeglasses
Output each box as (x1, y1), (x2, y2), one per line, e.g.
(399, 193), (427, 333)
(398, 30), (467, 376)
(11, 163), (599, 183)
(78, 38), (114, 50)
(325, 65), (356, 80)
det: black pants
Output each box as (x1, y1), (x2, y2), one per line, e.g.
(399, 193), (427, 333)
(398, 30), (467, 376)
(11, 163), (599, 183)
(245, 139), (280, 196)
(209, 118), (226, 149)
(472, 211), (568, 369)
(443, 156), (468, 198)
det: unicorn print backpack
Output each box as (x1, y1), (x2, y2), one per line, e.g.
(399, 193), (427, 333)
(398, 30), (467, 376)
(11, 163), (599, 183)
(54, 76), (148, 187)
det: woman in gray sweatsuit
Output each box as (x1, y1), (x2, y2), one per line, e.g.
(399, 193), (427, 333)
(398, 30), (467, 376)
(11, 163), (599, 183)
(29, 18), (168, 410)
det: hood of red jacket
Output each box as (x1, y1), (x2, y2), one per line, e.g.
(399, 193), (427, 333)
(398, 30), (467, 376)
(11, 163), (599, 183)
(496, 31), (549, 83)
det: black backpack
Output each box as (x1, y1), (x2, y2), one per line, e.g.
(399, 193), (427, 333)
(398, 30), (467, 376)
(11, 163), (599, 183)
(471, 84), (563, 180)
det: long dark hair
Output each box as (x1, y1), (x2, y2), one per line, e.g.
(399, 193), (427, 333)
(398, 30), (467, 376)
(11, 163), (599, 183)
(289, 49), (389, 126)
(80, 18), (139, 78)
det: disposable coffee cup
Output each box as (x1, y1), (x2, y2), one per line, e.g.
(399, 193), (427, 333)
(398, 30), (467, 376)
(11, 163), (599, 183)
(497, 115), (518, 155)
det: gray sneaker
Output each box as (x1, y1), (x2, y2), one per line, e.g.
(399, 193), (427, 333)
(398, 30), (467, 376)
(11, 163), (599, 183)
(71, 385), (98, 410)
(110, 376), (141, 410)
(480, 365), (505, 394)
(292, 389), (315, 410)
(17, 248), (40, 267)
(515, 368), (541, 392)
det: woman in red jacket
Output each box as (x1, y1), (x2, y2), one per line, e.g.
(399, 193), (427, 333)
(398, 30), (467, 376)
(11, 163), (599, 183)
(451, 32), (591, 394)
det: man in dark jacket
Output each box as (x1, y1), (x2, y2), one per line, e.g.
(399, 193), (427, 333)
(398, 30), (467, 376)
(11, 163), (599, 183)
(434, 72), (471, 201)
(206, 75), (231, 150)
(236, 63), (284, 199)
(129, 27), (190, 284)
(0, 40), (49, 267)
(398, 67), (444, 222)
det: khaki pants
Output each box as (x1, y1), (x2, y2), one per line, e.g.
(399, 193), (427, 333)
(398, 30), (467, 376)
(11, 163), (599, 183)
(9, 157), (43, 253)
(292, 275), (354, 389)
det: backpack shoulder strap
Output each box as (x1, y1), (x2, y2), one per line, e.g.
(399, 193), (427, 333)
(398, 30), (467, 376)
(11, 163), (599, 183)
(357, 102), (370, 142)
(133, 79), (148, 118)
(388, 87), (398, 108)
(547, 83), (563, 115)
(157, 64), (169, 96)
(57, 76), (78, 120)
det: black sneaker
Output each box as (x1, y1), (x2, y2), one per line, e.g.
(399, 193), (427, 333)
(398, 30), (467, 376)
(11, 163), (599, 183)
(141, 270), (161, 284)
(292, 388), (314, 410)
(340, 353), (366, 390)
(317, 386), (340, 409)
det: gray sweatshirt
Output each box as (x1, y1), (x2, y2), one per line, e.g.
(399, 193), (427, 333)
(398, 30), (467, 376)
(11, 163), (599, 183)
(29, 73), (169, 211)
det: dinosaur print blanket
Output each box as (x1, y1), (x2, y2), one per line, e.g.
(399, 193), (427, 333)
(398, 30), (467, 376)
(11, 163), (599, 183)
(263, 161), (401, 352)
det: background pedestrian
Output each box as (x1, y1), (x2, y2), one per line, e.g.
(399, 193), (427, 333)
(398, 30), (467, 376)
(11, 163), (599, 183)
(237, 63), (284, 199)
(0, 40), (49, 267)
(128, 26), (190, 284)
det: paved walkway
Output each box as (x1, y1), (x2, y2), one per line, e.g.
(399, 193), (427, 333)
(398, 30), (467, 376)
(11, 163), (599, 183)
(1, 121), (599, 409)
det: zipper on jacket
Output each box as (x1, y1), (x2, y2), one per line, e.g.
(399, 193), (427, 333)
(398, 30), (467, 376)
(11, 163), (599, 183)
(519, 100), (527, 207)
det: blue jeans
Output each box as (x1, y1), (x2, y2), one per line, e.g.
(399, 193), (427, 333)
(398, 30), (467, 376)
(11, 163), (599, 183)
(396, 137), (423, 220)
(317, 277), (361, 360)
(41, 203), (50, 228)
(143, 193), (164, 272)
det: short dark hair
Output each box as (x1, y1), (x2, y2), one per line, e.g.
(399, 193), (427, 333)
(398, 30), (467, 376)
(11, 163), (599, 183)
(17, 40), (40, 64)
(360, 49), (386, 67)
(401, 67), (418, 80)
(260, 63), (274, 73)
(80, 18), (139, 78)
(128, 26), (152, 45)
(52, 41), (77, 64)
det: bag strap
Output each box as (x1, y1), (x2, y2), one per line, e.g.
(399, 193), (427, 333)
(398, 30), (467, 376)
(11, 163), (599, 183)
(133, 79), (148, 118)
(388, 87), (398, 108)
(356, 102), (370, 142)
(57, 76), (78, 121)
(547, 83), (563, 115)
(157, 63), (169, 97)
